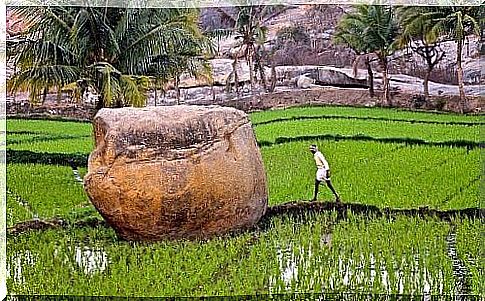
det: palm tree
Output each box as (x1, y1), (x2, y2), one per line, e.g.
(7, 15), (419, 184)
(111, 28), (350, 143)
(397, 6), (446, 100)
(334, 15), (376, 98)
(336, 5), (399, 106)
(7, 6), (212, 109)
(409, 6), (480, 112)
(207, 4), (287, 93)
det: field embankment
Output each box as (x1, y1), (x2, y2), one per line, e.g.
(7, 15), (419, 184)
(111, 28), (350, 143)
(6, 106), (484, 297)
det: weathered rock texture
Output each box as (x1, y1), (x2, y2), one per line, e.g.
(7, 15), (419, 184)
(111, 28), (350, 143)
(84, 105), (268, 241)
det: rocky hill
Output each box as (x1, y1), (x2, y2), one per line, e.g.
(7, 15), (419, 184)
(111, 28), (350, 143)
(201, 5), (482, 86)
(6, 5), (483, 114)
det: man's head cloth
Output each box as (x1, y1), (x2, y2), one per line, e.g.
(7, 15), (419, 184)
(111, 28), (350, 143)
(309, 144), (318, 151)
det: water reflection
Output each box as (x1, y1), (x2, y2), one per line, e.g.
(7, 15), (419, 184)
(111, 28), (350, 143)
(74, 246), (108, 275)
(269, 240), (438, 295)
(8, 245), (109, 284)
(7, 250), (35, 284)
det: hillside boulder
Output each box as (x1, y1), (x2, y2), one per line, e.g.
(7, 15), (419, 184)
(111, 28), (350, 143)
(84, 105), (268, 241)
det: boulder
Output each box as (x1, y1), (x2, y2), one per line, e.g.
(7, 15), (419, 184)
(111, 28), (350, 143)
(296, 74), (316, 88)
(83, 105), (268, 241)
(277, 65), (367, 88)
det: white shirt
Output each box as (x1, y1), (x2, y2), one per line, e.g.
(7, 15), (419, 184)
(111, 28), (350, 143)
(314, 151), (330, 170)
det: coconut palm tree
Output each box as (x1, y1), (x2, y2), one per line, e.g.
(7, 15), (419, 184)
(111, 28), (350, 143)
(7, 5), (212, 109)
(408, 6), (480, 112)
(336, 5), (399, 106)
(334, 16), (376, 98)
(206, 4), (288, 93)
(397, 6), (446, 100)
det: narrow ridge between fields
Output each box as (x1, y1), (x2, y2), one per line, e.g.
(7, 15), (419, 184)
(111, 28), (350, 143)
(258, 134), (483, 149)
(6, 149), (89, 166)
(7, 134), (91, 145)
(8, 201), (484, 236)
(252, 115), (485, 127)
(6, 130), (43, 135)
(6, 133), (481, 168)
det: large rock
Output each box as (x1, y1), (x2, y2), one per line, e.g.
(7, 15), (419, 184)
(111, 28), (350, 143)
(296, 74), (316, 88)
(84, 105), (268, 241)
(279, 66), (367, 88)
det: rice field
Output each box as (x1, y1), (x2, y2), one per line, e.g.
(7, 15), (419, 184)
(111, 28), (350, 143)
(5, 105), (484, 297)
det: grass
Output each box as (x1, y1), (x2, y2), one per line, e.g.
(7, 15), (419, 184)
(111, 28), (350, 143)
(455, 218), (485, 296)
(7, 213), (459, 296)
(253, 118), (482, 144)
(6, 163), (96, 225)
(261, 140), (480, 209)
(249, 105), (484, 125)
(6, 105), (483, 297)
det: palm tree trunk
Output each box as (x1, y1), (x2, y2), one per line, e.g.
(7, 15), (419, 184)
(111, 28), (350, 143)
(248, 46), (255, 91)
(424, 66), (431, 100)
(270, 55), (277, 93)
(381, 58), (390, 106)
(42, 88), (48, 105)
(211, 83), (216, 102)
(256, 50), (268, 92)
(233, 56), (239, 96)
(154, 84), (157, 107)
(364, 56), (374, 98)
(57, 87), (62, 104)
(217, 36), (221, 57)
(226, 70), (234, 93)
(175, 76), (180, 105)
(456, 40), (466, 113)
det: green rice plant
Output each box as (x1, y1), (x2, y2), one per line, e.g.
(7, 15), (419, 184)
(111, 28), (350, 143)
(7, 225), (279, 296)
(330, 215), (455, 295)
(6, 105), (482, 297)
(261, 140), (480, 209)
(7, 163), (97, 223)
(455, 218), (484, 296)
(6, 192), (34, 227)
(7, 119), (93, 154)
(253, 118), (481, 144)
(7, 211), (474, 297)
(250, 106), (484, 125)
(7, 137), (93, 154)
(7, 119), (91, 137)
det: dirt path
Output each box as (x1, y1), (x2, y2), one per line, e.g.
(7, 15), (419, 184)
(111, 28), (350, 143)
(7, 201), (483, 237)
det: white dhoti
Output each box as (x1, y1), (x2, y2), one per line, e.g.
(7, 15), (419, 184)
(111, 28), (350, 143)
(316, 168), (329, 181)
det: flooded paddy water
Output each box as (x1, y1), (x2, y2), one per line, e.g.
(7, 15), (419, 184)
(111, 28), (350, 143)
(6, 106), (483, 297)
(7, 211), (483, 297)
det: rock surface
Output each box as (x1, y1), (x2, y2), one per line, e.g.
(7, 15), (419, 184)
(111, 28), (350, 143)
(296, 74), (316, 89)
(83, 105), (268, 241)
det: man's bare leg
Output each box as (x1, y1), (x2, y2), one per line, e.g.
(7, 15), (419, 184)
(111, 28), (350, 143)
(325, 180), (340, 202)
(311, 179), (321, 201)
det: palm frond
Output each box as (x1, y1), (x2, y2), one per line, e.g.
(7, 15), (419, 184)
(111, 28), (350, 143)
(120, 74), (147, 107)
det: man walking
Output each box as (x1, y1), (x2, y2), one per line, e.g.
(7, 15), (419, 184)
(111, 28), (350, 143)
(309, 144), (340, 202)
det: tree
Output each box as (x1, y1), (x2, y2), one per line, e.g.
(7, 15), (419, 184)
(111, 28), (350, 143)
(207, 4), (287, 93)
(334, 15), (376, 98)
(397, 6), (446, 100)
(7, 6), (212, 109)
(409, 6), (480, 112)
(335, 5), (399, 106)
